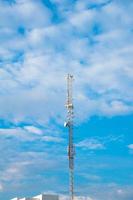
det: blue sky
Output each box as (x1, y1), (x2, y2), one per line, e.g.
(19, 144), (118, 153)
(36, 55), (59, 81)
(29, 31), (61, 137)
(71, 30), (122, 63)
(0, 0), (133, 200)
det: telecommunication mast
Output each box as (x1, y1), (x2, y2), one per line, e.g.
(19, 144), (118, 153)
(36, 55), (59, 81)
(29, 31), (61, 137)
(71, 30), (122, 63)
(64, 74), (75, 200)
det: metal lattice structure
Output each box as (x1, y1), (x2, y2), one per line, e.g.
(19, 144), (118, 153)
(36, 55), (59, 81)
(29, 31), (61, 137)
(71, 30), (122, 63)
(65, 74), (75, 200)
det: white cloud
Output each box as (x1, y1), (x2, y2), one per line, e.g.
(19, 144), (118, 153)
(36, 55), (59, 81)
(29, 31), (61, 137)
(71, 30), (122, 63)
(24, 126), (42, 135)
(0, 161), (30, 183)
(128, 144), (133, 150)
(69, 9), (95, 32)
(0, 126), (64, 143)
(0, 127), (35, 141)
(127, 144), (133, 154)
(42, 136), (64, 143)
(0, 0), (51, 29)
(76, 139), (105, 150)
(76, 135), (124, 151)
(79, 173), (101, 181)
(78, 183), (133, 200)
(0, 149), (65, 193)
(0, 183), (3, 192)
(117, 189), (124, 195)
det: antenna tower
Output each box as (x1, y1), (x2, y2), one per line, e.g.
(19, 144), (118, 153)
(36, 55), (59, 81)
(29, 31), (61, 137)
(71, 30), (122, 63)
(65, 74), (75, 200)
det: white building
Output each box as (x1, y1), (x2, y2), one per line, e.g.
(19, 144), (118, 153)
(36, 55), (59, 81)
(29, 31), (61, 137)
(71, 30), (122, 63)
(33, 194), (59, 200)
(11, 194), (59, 200)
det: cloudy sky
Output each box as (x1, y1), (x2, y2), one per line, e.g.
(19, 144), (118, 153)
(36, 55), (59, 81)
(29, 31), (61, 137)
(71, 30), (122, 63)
(0, 0), (133, 199)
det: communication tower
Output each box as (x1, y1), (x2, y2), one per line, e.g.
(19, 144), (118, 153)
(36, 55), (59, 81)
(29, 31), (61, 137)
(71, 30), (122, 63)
(64, 74), (75, 200)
